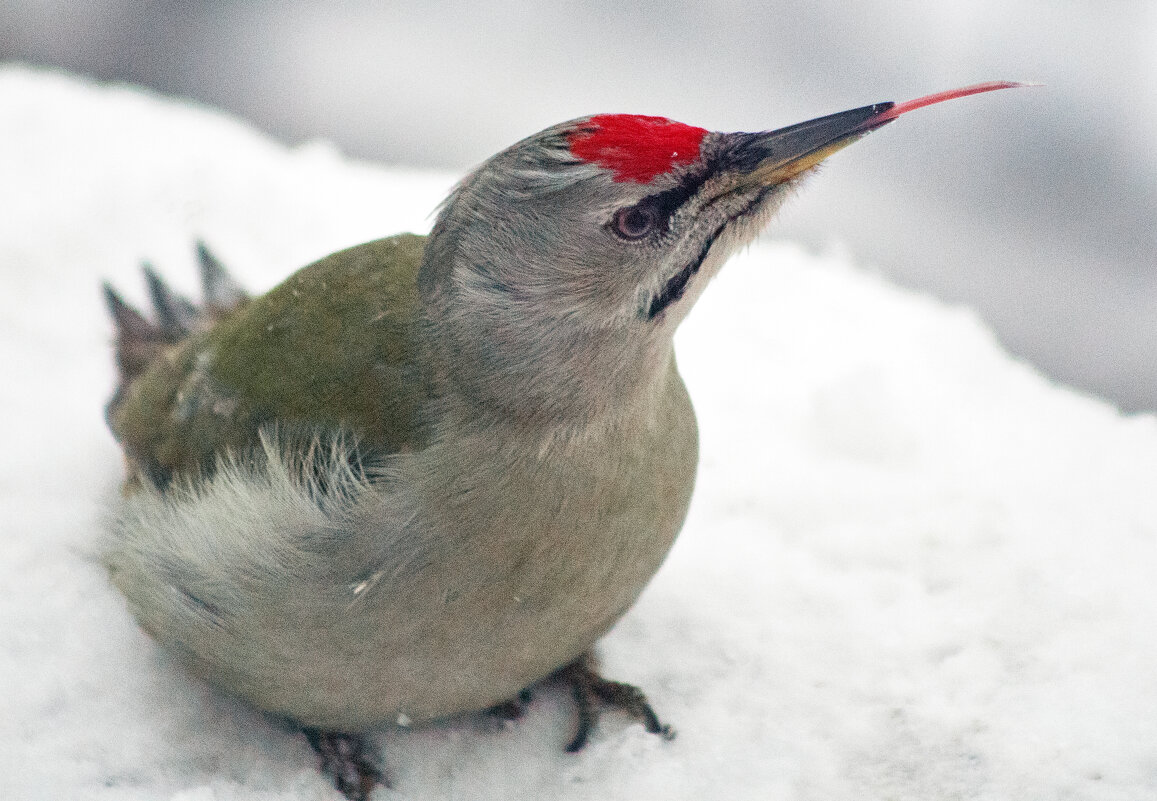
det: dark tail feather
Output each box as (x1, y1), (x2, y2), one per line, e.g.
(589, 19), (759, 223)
(143, 263), (198, 339)
(103, 242), (251, 420)
(102, 281), (169, 386)
(197, 241), (250, 317)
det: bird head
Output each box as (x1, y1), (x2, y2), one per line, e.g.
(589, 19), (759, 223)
(419, 83), (1024, 427)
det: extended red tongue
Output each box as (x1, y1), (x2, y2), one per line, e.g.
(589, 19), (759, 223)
(872, 80), (1035, 124)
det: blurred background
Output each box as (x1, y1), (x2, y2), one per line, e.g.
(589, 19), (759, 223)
(2, 0), (1154, 411)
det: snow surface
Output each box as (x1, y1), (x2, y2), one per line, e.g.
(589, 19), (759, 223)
(2, 66), (1156, 800)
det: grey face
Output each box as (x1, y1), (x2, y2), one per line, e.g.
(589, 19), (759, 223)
(422, 120), (797, 338)
(417, 107), (894, 424)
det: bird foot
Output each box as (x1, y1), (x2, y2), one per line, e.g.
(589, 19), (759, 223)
(303, 727), (388, 800)
(485, 688), (534, 723)
(552, 654), (675, 752)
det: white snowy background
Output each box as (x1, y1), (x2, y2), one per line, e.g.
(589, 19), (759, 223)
(2, 67), (1157, 800)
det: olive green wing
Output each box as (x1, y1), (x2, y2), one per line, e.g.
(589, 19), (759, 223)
(106, 234), (432, 486)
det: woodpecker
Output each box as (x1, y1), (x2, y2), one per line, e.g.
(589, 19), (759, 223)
(101, 82), (1023, 800)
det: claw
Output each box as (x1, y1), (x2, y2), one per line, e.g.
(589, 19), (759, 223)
(553, 654), (674, 752)
(486, 688), (534, 723)
(303, 728), (388, 800)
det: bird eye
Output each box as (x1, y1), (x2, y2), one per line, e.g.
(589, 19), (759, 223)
(612, 204), (659, 240)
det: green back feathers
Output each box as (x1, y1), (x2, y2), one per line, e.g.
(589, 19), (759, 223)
(108, 234), (431, 485)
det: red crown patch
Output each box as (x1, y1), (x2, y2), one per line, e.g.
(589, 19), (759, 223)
(567, 114), (707, 184)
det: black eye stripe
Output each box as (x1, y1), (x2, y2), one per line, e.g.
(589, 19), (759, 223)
(644, 165), (713, 220)
(611, 165), (713, 242)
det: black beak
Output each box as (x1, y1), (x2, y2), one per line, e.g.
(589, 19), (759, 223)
(723, 81), (1031, 187)
(723, 102), (896, 188)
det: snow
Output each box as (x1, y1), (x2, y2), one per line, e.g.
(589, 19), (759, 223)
(2, 65), (1156, 800)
